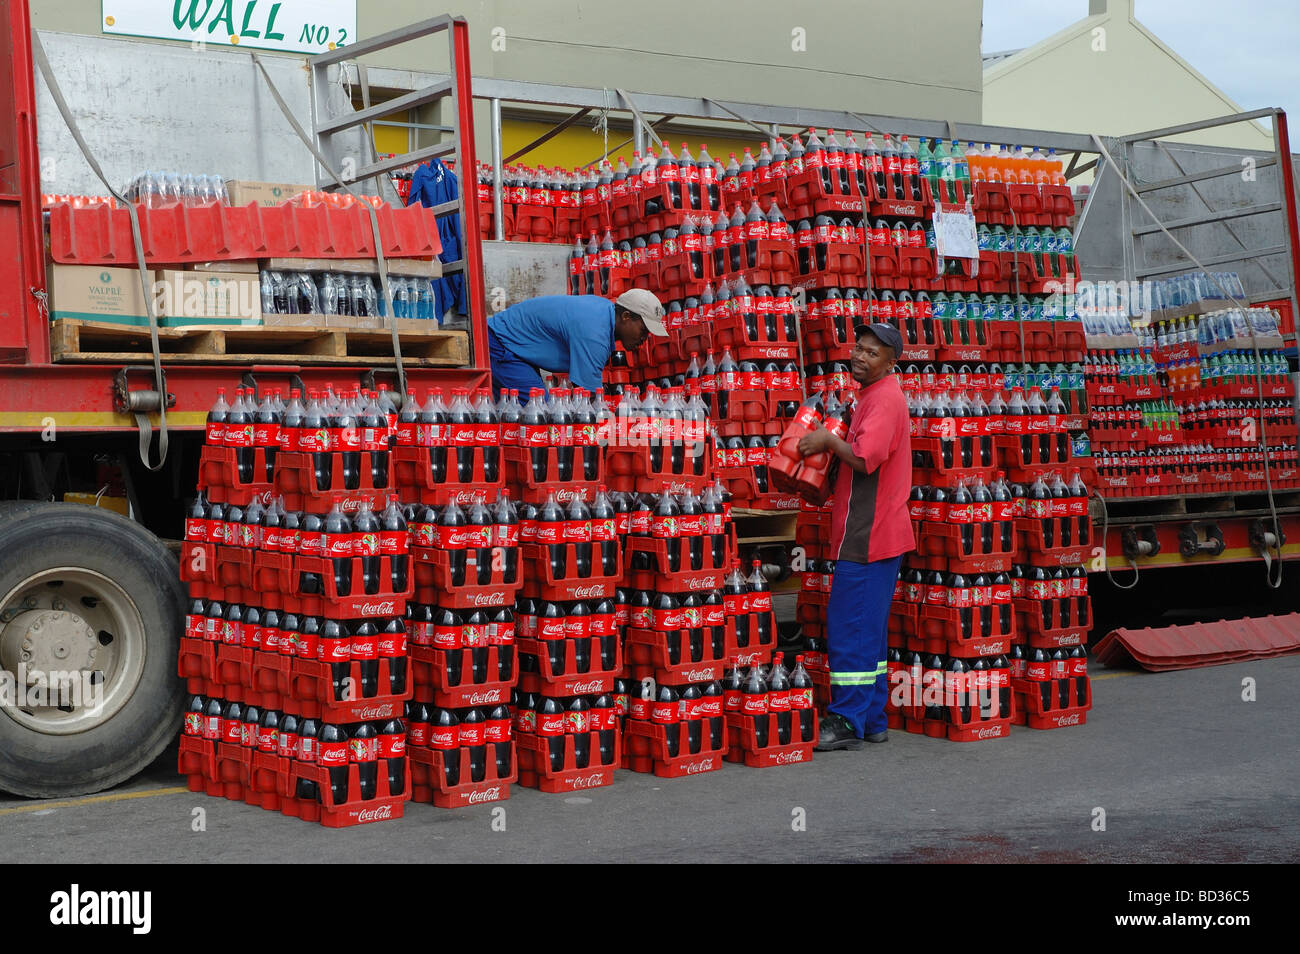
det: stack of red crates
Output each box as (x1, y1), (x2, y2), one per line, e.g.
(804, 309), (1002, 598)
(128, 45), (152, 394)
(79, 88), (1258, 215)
(180, 434), (412, 827)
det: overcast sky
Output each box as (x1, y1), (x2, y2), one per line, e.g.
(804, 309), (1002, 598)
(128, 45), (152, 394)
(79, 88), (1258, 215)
(982, 0), (1300, 127)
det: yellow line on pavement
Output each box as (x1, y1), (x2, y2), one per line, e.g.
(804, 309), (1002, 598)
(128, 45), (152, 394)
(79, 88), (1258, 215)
(1092, 671), (1142, 680)
(0, 785), (189, 816)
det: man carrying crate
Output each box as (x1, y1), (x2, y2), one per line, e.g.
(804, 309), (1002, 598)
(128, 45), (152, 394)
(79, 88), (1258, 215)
(797, 322), (915, 750)
(487, 290), (667, 397)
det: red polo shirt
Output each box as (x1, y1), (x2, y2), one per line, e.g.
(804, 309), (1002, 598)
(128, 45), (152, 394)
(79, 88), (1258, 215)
(828, 374), (915, 564)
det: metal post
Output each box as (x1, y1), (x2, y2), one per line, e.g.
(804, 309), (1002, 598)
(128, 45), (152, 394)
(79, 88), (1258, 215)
(1271, 112), (1300, 349)
(633, 117), (645, 158)
(769, 123), (779, 151)
(490, 97), (504, 241)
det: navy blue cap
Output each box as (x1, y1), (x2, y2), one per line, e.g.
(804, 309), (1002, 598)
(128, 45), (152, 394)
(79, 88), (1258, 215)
(853, 322), (903, 357)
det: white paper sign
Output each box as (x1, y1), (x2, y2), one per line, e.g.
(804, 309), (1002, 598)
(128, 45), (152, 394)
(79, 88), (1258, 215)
(102, 1), (357, 55)
(934, 203), (978, 260)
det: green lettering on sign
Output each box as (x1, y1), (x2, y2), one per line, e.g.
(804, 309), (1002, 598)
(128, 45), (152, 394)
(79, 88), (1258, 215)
(240, 1), (261, 38)
(173, 0), (214, 29)
(208, 0), (236, 35)
(265, 2), (285, 41)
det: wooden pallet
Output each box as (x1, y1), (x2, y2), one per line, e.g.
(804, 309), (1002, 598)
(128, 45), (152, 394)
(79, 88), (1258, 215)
(49, 318), (469, 367)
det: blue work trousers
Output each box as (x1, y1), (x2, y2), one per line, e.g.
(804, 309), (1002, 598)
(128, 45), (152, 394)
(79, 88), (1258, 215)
(827, 555), (903, 737)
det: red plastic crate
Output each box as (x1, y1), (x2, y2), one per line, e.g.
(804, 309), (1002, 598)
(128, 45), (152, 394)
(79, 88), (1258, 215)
(198, 445), (275, 506)
(624, 537), (729, 592)
(623, 718), (726, 777)
(1013, 596), (1091, 648)
(408, 743), (515, 808)
(502, 445), (604, 505)
(411, 547), (523, 610)
(390, 445), (505, 508)
(516, 635), (621, 697)
(284, 656), (412, 723)
(1012, 675), (1091, 729)
(409, 644), (515, 708)
(723, 710), (817, 767)
(515, 728), (621, 793)
(273, 450), (395, 514)
(283, 554), (411, 619)
(288, 759), (409, 827)
(625, 626), (727, 685)
(520, 542), (622, 602)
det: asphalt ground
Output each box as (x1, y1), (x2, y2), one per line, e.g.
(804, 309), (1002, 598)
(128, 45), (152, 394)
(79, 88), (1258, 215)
(2, 653), (1297, 864)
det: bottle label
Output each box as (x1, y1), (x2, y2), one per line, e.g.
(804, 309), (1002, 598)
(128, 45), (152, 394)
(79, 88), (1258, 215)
(653, 605), (684, 631)
(741, 695), (769, 717)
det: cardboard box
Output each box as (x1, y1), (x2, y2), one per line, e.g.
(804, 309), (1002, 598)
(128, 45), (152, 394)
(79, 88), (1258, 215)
(153, 269), (262, 327)
(47, 264), (155, 326)
(187, 260), (260, 274)
(224, 180), (313, 208)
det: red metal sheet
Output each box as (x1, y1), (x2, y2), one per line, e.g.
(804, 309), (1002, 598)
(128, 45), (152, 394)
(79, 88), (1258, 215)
(1094, 613), (1300, 671)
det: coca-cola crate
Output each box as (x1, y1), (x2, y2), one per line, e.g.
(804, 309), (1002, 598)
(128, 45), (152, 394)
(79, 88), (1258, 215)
(502, 445), (603, 504)
(994, 431), (1074, 472)
(198, 444), (275, 506)
(1014, 517), (1091, 566)
(282, 554), (411, 619)
(177, 635), (218, 695)
(390, 445), (505, 508)
(520, 542), (622, 602)
(177, 734), (217, 794)
(250, 550), (294, 611)
(409, 644), (515, 708)
(913, 521), (1015, 574)
(515, 727), (621, 793)
(285, 656), (411, 723)
(918, 603), (1014, 655)
(247, 748), (293, 812)
(1013, 596), (1091, 647)
(213, 644), (254, 700)
(713, 239), (797, 288)
(513, 204), (556, 242)
(411, 547), (523, 609)
(946, 716), (1013, 742)
(516, 632), (621, 697)
(274, 450), (394, 514)
(248, 649), (293, 707)
(408, 742), (516, 808)
(1013, 675), (1091, 729)
(625, 626), (727, 685)
(889, 599), (920, 640)
(708, 307), (801, 351)
(604, 437), (714, 490)
(625, 535), (729, 589)
(723, 710), (817, 768)
(973, 182), (1011, 227)
(288, 759), (409, 827)
(214, 739), (252, 800)
(897, 245), (937, 286)
(623, 717), (726, 777)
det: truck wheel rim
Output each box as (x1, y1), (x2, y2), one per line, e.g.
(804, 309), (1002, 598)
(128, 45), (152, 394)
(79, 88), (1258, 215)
(0, 567), (147, 735)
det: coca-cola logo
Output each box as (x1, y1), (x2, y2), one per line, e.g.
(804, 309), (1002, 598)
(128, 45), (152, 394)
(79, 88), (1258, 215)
(772, 750), (807, 764)
(353, 705), (395, 721)
(567, 772), (607, 790)
(468, 690), (505, 705)
(685, 669), (716, 682)
(571, 585), (607, 600)
(684, 758), (717, 774)
(356, 804), (394, 823)
(1056, 713), (1082, 726)
(734, 651), (762, 666)
(977, 644), (1002, 656)
(471, 592), (507, 607)
(468, 787), (503, 804)
(358, 601), (397, 616)
(687, 576), (717, 590)
(572, 679), (606, 694)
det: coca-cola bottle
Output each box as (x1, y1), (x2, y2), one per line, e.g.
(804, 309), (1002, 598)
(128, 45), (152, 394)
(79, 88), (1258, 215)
(323, 497), (354, 597)
(380, 495), (408, 592)
(320, 722), (351, 804)
(440, 500), (469, 586)
(473, 388), (500, 482)
(226, 388), (254, 483)
(379, 717), (405, 796)
(539, 697), (566, 772)
(521, 388), (549, 482)
(790, 655), (815, 742)
(743, 664), (769, 747)
(461, 707), (487, 783)
(448, 388), (477, 483)
(359, 391), (388, 488)
(432, 707), (460, 786)
(335, 391), (362, 491)
(421, 388), (449, 484)
(653, 684), (681, 758)
(493, 490), (520, 583)
(486, 704), (512, 778)
(352, 499), (382, 595)
(748, 560), (772, 645)
(352, 620), (379, 698)
(591, 485), (618, 577)
(466, 495), (494, 586)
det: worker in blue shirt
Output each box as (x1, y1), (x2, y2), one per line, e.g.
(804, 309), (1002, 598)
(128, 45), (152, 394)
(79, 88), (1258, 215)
(487, 290), (667, 396)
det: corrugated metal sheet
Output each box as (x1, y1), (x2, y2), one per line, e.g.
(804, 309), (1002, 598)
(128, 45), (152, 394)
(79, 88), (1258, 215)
(1094, 614), (1300, 671)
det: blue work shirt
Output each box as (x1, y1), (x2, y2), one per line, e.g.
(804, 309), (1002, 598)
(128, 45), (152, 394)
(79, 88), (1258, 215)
(487, 295), (616, 392)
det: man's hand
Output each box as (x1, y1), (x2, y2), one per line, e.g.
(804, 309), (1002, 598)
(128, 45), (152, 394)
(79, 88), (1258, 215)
(798, 426), (833, 457)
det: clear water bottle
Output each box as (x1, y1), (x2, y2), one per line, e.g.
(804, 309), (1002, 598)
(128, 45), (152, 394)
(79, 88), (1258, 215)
(417, 280), (434, 323)
(259, 271), (276, 315)
(320, 273), (339, 315)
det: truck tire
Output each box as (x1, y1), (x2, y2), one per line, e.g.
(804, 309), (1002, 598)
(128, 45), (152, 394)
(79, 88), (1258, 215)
(0, 502), (185, 797)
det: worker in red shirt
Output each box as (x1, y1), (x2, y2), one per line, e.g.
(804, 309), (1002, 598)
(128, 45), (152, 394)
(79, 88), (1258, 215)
(798, 322), (915, 750)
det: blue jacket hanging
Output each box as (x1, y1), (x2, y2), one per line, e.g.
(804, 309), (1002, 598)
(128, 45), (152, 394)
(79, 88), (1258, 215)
(407, 158), (466, 320)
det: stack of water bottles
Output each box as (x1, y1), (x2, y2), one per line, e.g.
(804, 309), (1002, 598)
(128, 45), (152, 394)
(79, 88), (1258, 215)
(259, 270), (437, 322)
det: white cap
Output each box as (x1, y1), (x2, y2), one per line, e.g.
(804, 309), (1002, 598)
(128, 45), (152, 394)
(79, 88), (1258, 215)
(615, 288), (668, 336)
